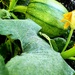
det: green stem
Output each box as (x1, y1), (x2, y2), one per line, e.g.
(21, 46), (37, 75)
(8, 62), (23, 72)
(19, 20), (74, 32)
(68, 57), (75, 60)
(10, 12), (18, 19)
(39, 32), (53, 49)
(61, 46), (75, 59)
(62, 28), (73, 52)
(13, 5), (27, 14)
(8, 0), (18, 11)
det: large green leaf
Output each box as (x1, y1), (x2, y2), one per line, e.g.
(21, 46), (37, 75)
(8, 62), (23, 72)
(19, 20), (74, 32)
(6, 52), (75, 75)
(0, 19), (41, 52)
(0, 55), (9, 75)
(0, 19), (74, 75)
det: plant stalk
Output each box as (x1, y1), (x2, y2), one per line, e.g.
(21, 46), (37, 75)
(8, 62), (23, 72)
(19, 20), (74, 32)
(8, 0), (18, 11)
(62, 28), (73, 52)
(68, 57), (75, 60)
(13, 5), (27, 14)
(61, 46), (75, 59)
(39, 32), (53, 49)
(10, 12), (18, 19)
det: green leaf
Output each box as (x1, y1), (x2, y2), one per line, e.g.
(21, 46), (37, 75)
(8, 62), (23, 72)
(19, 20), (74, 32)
(6, 52), (75, 75)
(0, 55), (9, 75)
(0, 39), (12, 60)
(51, 39), (59, 51)
(0, 19), (41, 52)
(0, 19), (74, 75)
(0, 9), (10, 19)
(53, 37), (66, 52)
(0, 37), (21, 62)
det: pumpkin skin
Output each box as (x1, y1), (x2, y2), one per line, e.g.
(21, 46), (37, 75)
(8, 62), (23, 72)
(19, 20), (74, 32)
(26, 0), (68, 37)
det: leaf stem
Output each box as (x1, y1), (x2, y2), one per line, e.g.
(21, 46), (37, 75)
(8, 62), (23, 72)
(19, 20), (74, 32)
(8, 0), (18, 11)
(39, 32), (53, 49)
(61, 46), (75, 59)
(68, 57), (75, 60)
(13, 5), (27, 14)
(10, 12), (18, 19)
(62, 28), (73, 52)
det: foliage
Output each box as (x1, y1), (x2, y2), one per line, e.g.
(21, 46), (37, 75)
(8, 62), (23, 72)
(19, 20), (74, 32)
(0, 19), (74, 75)
(0, 55), (9, 75)
(0, 0), (75, 75)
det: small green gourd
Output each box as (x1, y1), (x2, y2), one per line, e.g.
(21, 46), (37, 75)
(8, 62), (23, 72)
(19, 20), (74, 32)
(13, 0), (68, 37)
(25, 0), (68, 37)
